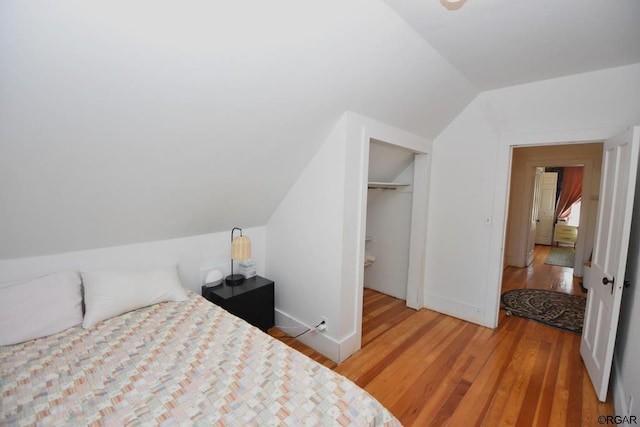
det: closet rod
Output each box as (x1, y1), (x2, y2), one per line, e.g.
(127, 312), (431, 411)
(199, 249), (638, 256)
(367, 182), (410, 190)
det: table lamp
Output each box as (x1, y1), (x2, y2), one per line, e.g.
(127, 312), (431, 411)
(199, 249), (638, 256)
(226, 227), (251, 285)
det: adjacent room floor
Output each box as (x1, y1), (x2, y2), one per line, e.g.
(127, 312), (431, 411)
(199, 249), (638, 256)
(502, 244), (584, 296)
(269, 247), (612, 426)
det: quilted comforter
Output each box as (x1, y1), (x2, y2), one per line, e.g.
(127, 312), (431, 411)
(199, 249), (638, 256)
(0, 292), (399, 426)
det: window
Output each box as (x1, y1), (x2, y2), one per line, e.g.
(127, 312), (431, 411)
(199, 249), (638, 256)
(567, 200), (581, 227)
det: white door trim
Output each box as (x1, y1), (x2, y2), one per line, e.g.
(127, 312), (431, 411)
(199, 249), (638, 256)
(486, 127), (626, 329)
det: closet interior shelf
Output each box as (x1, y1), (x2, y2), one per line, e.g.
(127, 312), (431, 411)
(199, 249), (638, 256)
(367, 182), (410, 190)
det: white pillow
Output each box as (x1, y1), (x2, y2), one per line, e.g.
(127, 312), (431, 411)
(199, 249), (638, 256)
(0, 271), (83, 346)
(81, 266), (189, 329)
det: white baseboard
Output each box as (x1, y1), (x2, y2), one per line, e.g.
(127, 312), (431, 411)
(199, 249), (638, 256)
(275, 309), (360, 363)
(504, 255), (525, 268)
(338, 331), (361, 363)
(424, 292), (490, 327)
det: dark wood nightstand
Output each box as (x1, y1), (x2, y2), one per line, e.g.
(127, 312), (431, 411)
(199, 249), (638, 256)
(201, 276), (275, 332)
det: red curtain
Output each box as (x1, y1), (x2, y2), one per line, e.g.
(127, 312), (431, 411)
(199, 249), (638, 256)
(555, 167), (583, 219)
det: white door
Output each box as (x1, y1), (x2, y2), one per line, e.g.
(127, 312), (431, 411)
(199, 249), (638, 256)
(527, 168), (544, 265)
(535, 172), (558, 245)
(581, 126), (640, 402)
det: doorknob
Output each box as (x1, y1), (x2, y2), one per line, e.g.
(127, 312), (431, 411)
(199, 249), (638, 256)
(603, 276), (615, 294)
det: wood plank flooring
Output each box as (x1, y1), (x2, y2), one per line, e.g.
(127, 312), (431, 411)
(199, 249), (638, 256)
(502, 244), (584, 296)
(269, 246), (613, 426)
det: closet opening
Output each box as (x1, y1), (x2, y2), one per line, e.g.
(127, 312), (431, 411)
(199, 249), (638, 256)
(364, 140), (415, 302)
(353, 129), (430, 357)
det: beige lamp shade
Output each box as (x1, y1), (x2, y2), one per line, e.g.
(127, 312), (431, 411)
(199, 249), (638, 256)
(231, 235), (251, 260)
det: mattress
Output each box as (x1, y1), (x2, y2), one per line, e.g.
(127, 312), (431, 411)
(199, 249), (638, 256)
(0, 292), (400, 426)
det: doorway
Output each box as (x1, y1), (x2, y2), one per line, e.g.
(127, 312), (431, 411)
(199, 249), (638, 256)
(501, 143), (603, 328)
(493, 128), (639, 404)
(360, 139), (427, 346)
(364, 140), (415, 301)
(344, 113), (431, 363)
(533, 169), (558, 247)
(503, 143), (603, 279)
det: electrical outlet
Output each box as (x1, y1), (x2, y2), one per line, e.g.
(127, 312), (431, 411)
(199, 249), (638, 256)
(318, 316), (328, 332)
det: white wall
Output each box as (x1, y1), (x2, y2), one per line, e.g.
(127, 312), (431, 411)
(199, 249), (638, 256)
(265, 115), (348, 362)
(425, 63), (640, 328)
(266, 112), (431, 362)
(0, 0), (475, 260)
(0, 227), (266, 295)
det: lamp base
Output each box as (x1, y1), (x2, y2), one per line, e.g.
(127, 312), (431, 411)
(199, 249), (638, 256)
(225, 274), (245, 286)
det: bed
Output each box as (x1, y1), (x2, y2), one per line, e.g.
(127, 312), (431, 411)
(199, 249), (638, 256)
(0, 269), (399, 426)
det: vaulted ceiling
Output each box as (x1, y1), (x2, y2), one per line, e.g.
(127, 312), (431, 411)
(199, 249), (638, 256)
(382, 0), (640, 89)
(1, 0), (638, 259)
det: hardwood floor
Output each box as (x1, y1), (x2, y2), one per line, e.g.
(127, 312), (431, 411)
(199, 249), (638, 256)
(269, 249), (613, 426)
(502, 245), (585, 296)
(269, 289), (416, 370)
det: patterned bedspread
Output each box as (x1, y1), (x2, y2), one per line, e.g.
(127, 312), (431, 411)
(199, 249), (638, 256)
(0, 292), (400, 426)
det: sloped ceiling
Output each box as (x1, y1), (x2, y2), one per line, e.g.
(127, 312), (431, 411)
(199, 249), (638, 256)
(381, 0), (640, 90)
(0, 1), (476, 259)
